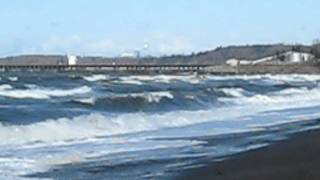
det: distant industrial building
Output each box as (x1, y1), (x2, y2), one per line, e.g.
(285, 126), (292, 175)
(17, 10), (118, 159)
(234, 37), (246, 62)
(227, 51), (315, 66)
(67, 55), (78, 66)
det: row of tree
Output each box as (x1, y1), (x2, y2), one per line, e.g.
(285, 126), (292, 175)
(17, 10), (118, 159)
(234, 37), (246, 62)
(311, 43), (320, 59)
(288, 40), (320, 59)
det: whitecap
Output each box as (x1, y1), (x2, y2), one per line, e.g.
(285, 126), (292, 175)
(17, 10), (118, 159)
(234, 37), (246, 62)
(219, 88), (246, 97)
(127, 91), (174, 103)
(74, 97), (96, 105)
(115, 74), (201, 85)
(0, 85), (91, 99)
(8, 77), (18, 82)
(3, 85), (320, 146)
(83, 74), (109, 82)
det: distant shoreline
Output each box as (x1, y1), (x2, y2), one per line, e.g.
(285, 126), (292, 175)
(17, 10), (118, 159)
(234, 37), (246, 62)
(1, 43), (319, 66)
(0, 43), (319, 74)
(0, 63), (319, 75)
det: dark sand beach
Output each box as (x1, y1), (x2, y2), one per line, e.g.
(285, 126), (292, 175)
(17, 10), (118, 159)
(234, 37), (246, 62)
(178, 129), (320, 180)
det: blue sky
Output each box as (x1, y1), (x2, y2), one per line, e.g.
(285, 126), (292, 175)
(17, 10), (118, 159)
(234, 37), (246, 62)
(0, 0), (319, 57)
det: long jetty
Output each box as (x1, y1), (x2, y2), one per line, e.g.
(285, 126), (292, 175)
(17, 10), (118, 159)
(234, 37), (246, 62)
(1, 63), (318, 74)
(0, 64), (211, 73)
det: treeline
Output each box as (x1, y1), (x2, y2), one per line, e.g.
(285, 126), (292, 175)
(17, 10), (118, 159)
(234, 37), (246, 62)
(311, 43), (320, 58)
(154, 44), (319, 65)
(0, 43), (319, 65)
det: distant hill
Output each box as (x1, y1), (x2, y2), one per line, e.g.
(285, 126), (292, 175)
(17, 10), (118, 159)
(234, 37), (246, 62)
(150, 44), (313, 65)
(0, 55), (67, 65)
(0, 44), (318, 65)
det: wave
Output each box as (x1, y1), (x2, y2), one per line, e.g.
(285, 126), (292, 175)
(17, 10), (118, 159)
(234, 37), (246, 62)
(219, 86), (320, 107)
(83, 75), (109, 82)
(1, 74), (320, 145)
(73, 97), (96, 105)
(123, 91), (174, 103)
(207, 74), (320, 82)
(0, 103), (262, 145)
(0, 77), (18, 82)
(219, 88), (246, 98)
(111, 74), (201, 85)
(0, 112), (200, 145)
(1, 87), (320, 145)
(73, 91), (174, 106)
(113, 79), (144, 85)
(5, 85), (320, 146)
(107, 74), (320, 87)
(83, 74), (319, 85)
(8, 77), (18, 82)
(0, 84), (13, 90)
(0, 84), (91, 99)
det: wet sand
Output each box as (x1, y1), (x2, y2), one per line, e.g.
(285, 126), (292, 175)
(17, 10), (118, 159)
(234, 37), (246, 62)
(178, 129), (320, 180)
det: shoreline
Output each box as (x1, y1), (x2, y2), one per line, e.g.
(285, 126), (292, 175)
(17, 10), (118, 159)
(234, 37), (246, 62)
(0, 64), (319, 75)
(177, 129), (320, 180)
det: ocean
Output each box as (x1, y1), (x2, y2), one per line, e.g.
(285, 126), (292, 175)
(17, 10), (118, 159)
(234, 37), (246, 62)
(1, 72), (320, 179)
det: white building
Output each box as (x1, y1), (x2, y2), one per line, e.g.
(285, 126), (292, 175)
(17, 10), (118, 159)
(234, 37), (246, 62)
(226, 59), (239, 66)
(286, 51), (313, 63)
(67, 55), (78, 66)
(226, 51), (315, 66)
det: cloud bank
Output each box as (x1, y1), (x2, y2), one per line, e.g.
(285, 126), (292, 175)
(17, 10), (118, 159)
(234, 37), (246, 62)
(0, 33), (197, 57)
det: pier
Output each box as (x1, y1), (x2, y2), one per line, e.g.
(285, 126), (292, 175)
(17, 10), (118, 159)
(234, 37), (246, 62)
(1, 63), (318, 74)
(0, 64), (211, 73)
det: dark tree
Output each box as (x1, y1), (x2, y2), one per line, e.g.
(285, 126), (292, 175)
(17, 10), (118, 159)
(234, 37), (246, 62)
(311, 44), (320, 59)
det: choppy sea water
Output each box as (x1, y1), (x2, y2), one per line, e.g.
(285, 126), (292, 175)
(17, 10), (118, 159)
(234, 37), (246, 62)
(1, 72), (320, 179)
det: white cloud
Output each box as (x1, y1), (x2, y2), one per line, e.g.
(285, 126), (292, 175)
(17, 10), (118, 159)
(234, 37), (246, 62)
(6, 33), (197, 57)
(145, 32), (195, 55)
(39, 35), (118, 56)
(158, 38), (193, 55)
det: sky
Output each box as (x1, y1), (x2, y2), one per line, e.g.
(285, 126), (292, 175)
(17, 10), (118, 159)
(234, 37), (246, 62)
(0, 0), (319, 57)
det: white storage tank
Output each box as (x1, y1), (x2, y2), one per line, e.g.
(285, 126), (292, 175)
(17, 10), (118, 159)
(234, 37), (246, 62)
(287, 52), (314, 63)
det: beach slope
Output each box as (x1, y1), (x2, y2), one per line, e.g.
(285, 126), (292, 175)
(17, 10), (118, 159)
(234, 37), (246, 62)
(179, 130), (320, 180)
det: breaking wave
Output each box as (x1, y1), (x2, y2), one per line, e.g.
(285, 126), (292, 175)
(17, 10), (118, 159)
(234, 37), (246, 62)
(0, 84), (91, 99)
(219, 85), (320, 108)
(207, 74), (320, 82)
(73, 97), (96, 105)
(73, 91), (174, 106)
(83, 74), (110, 82)
(0, 111), (221, 145)
(118, 91), (174, 103)
(82, 74), (320, 87)
(219, 88), (246, 98)
(3, 84), (320, 145)
(2, 73), (320, 180)
(120, 75), (201, 84)
(95, 74), (202, 85)
(8, 77), (18, 82)
(71, 93), (177, 112)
